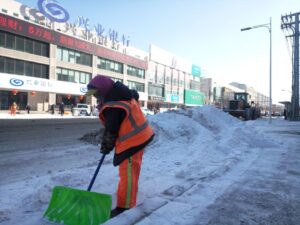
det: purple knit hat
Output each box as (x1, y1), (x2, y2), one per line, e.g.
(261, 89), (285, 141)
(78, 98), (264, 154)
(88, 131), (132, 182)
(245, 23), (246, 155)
(86, 75), (114, 98)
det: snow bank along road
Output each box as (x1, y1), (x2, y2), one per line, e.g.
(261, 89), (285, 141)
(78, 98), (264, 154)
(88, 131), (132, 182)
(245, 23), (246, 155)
(0, 107), (299, 225)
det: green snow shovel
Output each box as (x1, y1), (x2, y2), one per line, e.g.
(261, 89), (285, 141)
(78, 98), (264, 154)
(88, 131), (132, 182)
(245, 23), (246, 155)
(44, 154), (112, 225)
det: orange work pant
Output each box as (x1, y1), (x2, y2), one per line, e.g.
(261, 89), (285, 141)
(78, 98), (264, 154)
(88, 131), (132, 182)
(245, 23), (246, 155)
(117, 149), (144, 209)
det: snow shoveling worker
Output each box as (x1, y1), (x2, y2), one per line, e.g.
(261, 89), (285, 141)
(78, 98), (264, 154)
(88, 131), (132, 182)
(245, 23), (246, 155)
(86, 74), (155, 218)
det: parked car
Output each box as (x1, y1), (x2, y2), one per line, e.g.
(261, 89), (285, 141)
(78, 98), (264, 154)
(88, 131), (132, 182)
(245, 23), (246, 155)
(72, 104), (91, 116)
(141, 108), (154, 116)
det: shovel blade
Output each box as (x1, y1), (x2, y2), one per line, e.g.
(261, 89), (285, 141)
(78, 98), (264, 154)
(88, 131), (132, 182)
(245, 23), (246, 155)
(44, 186), (112, 225)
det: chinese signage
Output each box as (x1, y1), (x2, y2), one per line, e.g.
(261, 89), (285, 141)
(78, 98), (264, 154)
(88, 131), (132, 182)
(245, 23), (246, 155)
(191, 64), (201, 77)
(184, 89), (205, 106)
(165, 94), (179, 103)
(0, 73), (87, 95)
(34, 0), (130, 48)
(0, 13), (147, 69)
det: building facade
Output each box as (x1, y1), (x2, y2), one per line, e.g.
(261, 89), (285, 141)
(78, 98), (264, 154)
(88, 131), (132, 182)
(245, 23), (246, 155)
(0, 0), (204, 113)
(0, 0), (148, 112)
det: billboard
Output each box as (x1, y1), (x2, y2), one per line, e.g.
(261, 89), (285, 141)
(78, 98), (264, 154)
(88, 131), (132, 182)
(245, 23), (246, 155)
(0, 13), (147, 69)
(191, 64), (201, 77)
(184, 90), (205, 106)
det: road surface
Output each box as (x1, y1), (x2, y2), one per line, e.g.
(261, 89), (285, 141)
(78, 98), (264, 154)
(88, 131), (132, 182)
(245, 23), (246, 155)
(0, 118), (102, 185)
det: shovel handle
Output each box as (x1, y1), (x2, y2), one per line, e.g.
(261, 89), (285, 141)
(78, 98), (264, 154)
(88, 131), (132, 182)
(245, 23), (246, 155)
(87, 153), (106, 191)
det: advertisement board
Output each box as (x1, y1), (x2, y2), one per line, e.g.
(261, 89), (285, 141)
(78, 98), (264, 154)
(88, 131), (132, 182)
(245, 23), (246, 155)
(191, 64), (201, 77)
(0, 73), (87, 95)
(0, 13), (147, 69)
(184, 89), (205, 106)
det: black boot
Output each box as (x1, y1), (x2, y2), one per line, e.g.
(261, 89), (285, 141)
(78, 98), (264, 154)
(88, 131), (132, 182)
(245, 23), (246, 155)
(110, 207), (129, 218)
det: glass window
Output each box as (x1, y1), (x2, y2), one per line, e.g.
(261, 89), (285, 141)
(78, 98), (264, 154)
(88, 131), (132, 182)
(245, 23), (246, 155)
(16, 36), (24, 51)
(62, 48), (68, 61)
(68, 70), (75, 82)
(80, 72), (86, 84)
(62, 68), (68, 81)
(41, 43), (49, 57)
(86, 55), (91, 66)
(33, 63), (41, 77)
(56, 68), (62, 80)
(41, 65), (48, 78)
(34, 42), (42, 55)
(81, 54), (87, 65)
(128, 81), (144, 92)
(25, 39), (33, 54)
(25, 62), (33, 76)
(69, 51), (75, 63)
(0, 31), (4, 47)
(6, 33), (15, 49)
(0, 57), (4, 72)
(75, 52), (81, 64)
(75, 71), (80, 83)
(56, 47), (62, 60)
(15, 60), (24, 75)
(6, 58), (15, 74)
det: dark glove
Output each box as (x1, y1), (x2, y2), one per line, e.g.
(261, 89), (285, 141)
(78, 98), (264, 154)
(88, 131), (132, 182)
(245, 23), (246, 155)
(100, 130), (117, 154)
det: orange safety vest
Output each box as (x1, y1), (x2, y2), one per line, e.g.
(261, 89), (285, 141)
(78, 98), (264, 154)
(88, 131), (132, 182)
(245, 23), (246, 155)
(99, 99), (154, 154)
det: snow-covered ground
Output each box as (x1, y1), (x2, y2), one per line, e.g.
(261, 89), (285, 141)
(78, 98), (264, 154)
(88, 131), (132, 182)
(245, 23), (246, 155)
(0, 106), (299, 225)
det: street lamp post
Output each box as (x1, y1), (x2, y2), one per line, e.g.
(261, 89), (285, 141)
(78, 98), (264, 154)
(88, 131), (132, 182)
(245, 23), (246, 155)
(241, 17), (272, 124)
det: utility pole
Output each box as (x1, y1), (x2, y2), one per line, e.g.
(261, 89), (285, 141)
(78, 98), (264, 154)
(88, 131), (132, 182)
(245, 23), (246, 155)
(281, 12), (300, 121)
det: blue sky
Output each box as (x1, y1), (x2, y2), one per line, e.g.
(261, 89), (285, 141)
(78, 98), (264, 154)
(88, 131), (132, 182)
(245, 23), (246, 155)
(19, 0), (299, 103)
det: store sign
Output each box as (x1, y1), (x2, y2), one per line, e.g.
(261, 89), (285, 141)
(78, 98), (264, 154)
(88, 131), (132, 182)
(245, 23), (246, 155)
(148, 96), (164, 101)
(184, 89), (205, 106)
(0, 13), (147, 69)
(0, 73), (87, 95)
(191, 64), (201, 77)
(165, 94), (179, 103)
(32, 0), (130, 47)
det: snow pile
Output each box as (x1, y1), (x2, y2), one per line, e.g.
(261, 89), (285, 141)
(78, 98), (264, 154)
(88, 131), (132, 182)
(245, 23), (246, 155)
(0, 105), (296, 225)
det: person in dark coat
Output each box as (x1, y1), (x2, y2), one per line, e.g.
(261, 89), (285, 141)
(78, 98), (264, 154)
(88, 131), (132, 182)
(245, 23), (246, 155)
(25, 104), (31, 114)
(86, 75), (154, 218)
(50, 104), (55, 114)
(59, 102), (64, 116)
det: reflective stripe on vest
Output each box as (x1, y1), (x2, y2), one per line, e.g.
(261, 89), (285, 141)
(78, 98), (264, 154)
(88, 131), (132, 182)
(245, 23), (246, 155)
(102, 101), (150, 143)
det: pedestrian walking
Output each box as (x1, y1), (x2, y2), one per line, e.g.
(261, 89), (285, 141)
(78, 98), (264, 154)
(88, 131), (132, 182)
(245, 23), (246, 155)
(10, 102), (18, 116)
(85, 74), (155, 218)
(50, 104), (55, 115)
(59, 102), (64, 116)
(25, 104), (31, 114)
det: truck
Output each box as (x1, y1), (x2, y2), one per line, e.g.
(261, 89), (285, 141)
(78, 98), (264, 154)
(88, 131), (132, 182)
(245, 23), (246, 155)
(224, 92), (260, 121)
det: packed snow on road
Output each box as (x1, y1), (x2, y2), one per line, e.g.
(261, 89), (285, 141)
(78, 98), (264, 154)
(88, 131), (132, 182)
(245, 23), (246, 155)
(0, 106), (299, 225)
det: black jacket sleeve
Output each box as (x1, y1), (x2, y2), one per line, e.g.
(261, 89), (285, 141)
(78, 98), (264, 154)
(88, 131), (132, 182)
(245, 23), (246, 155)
(102, 108), (126, 133)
